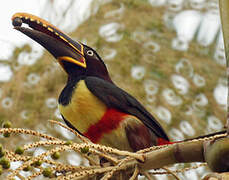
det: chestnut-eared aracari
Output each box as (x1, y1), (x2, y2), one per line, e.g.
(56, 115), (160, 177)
(12, 12), (172, 152)
(12, 13), (227, 151)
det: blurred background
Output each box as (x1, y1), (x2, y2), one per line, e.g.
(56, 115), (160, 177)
(0, 0), (227, 179)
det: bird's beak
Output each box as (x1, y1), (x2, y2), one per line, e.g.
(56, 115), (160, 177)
(12, 13), (86, 69)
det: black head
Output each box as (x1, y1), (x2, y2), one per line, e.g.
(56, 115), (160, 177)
(12, 13), (112, 82)
(62, 44), (111, 82)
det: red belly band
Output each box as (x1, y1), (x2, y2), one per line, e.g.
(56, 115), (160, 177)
(84, 108), (126, 143)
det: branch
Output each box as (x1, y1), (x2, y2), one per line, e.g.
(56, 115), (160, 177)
(0, 122), (228, 180)
(140, 140), (205, 171)
(204, 137), (229, 172)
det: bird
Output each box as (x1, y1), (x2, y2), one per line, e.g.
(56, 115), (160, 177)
(11, 12), (171, 152)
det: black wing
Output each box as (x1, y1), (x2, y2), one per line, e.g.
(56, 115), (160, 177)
(85, 76), (169, 141)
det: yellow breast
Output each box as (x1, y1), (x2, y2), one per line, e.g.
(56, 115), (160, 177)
(58, 80), (107, 133)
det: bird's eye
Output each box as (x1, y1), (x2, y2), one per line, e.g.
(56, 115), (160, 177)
(87, 50), (94, 56)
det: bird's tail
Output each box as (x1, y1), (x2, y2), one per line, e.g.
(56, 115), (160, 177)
(183, 130), (227, 142)
(157, 130), (227, 146)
